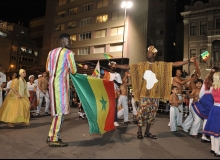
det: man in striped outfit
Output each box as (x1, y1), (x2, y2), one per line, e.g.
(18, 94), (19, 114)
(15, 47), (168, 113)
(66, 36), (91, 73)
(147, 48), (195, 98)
(46, 33), (77, 147)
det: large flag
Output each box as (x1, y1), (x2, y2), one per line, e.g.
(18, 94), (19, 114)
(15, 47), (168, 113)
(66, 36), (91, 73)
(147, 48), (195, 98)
(91, 61), (100, 78)
(70, 73), (115, 134)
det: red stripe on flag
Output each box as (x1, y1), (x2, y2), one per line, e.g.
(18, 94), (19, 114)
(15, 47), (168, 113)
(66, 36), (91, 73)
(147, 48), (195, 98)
(103, 80), (115, 131)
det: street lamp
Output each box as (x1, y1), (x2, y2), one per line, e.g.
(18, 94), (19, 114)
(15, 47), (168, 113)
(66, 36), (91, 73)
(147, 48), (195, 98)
(8, 64), (14, 71)
(121, 1), (133, 70)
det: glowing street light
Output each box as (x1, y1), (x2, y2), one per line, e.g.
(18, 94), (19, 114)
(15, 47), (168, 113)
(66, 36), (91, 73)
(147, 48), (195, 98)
(8, 64), (14, 71)
(121, 1), (133, 9)
(120, 1), (133, 71)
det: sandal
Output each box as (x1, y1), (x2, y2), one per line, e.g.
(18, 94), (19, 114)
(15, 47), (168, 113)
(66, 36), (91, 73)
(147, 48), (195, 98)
(137, 132), (143, 139)
(144, 133), (157, 139)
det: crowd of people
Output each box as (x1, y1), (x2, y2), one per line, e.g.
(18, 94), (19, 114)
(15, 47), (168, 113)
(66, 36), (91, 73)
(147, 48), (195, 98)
(0, 32), (219, 156)
(168, 60), (220, 157)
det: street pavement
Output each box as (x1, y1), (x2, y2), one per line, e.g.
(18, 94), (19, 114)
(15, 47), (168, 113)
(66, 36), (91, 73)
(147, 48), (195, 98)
(0, 107), (219, 159)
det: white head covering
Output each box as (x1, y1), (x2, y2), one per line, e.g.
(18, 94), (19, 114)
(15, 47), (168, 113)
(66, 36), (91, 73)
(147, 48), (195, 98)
(38, 74), (42, 78)
(143, 70), (158, 90)
(29, 75), (34, 80)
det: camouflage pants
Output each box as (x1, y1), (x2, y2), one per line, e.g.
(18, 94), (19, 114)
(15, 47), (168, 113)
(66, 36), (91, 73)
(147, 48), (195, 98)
(137, 98), (159, 126)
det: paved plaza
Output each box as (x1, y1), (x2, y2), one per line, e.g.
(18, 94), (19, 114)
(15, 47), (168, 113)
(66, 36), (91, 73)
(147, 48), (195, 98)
(0, 107), (218, 159)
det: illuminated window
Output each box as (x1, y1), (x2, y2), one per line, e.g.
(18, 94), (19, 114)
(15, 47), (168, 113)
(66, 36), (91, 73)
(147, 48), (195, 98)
(94, 45), (105, 53)
(80, 17), (92, 26)
(55, 24), (64, 31)
(97, 0), (108, 8)
(67, 21), (77, 29)
(82, 3), (93, 12)
(96, 14), (108, 23)
(95, 30), (106, 38)
(78, 48), (90, 55)
(69, 7), (78, 15)
(12, 46), (18, 52)
(57, 11), (66, 18)
(58, 0), (66, 6)
(21, 47), (26, 52)
(34, 51), (38, 56)
(79, 32), (91, 40)
(70, 35), (76, 41)
(111, 27), (124, 36)
(110, 43), (123, 52)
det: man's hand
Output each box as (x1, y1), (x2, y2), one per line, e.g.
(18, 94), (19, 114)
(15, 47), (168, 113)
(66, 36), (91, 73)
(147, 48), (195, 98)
(189, 56), (197, 63)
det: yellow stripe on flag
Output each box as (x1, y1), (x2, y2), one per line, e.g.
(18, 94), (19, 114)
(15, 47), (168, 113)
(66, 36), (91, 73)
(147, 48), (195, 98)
(87, 76), (110, 134)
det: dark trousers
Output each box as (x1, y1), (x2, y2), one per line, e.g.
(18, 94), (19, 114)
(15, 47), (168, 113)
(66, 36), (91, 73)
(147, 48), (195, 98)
(114, 98), (118, 122)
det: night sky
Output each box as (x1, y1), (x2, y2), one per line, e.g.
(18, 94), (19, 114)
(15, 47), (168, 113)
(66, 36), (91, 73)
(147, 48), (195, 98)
(0, 0), (209, 28)
(0, 0), (46, 27)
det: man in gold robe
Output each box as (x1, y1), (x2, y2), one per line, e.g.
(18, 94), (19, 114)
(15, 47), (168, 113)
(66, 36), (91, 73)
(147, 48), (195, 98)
(110, 45), (196, 139)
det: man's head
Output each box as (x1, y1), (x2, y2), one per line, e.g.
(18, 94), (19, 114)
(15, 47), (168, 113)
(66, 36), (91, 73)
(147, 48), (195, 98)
(171, 86), (179, 94)
(59, 33), (71, 49)
(109, 61), (116, 72)
(175, 69), (182, 77)
(146, 45), (158, 59)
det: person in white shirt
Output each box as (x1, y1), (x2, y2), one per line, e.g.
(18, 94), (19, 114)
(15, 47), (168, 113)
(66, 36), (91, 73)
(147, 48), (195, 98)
(103, 62), (122, 127)
(27, 75), (37, 117)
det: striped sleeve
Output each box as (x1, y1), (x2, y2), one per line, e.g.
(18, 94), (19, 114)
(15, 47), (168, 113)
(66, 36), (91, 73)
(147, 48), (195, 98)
(67, 51), (77, 74)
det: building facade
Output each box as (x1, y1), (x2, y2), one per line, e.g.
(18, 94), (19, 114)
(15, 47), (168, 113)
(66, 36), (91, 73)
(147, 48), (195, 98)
(0, 21), (41, 73)
(181, 0), (220, 78)
(147, 0), (176, 62)
(42, 0), (149, 71)
(29, 16), (45, 48)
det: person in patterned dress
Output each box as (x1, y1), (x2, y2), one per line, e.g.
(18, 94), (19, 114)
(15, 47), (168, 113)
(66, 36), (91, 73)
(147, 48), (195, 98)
(110, 45), (196, 139)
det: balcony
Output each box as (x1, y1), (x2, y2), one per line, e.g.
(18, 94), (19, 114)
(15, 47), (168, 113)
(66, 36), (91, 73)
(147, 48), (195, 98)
(207, 29), (220, 36)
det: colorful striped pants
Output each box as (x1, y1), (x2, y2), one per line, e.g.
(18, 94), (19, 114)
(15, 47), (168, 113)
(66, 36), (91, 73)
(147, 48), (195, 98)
(48, 114), (64, 142)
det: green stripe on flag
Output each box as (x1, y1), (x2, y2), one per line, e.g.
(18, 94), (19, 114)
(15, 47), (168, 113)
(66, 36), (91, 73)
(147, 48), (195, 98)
(70, 73), (100, 134)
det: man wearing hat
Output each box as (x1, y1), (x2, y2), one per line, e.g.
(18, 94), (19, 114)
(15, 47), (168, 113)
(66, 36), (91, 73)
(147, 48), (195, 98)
(109, 45), (196, 139)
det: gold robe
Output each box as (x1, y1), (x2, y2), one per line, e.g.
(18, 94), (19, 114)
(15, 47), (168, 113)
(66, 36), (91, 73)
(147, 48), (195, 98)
(130, 61), (173, 102)
(0, 78), (30, 123)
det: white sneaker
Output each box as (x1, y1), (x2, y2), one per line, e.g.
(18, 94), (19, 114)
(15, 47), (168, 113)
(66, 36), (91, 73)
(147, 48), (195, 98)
(183, 128), (188, 133)
(114, 122), (119, 127)
(201, 136), (210, 141)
